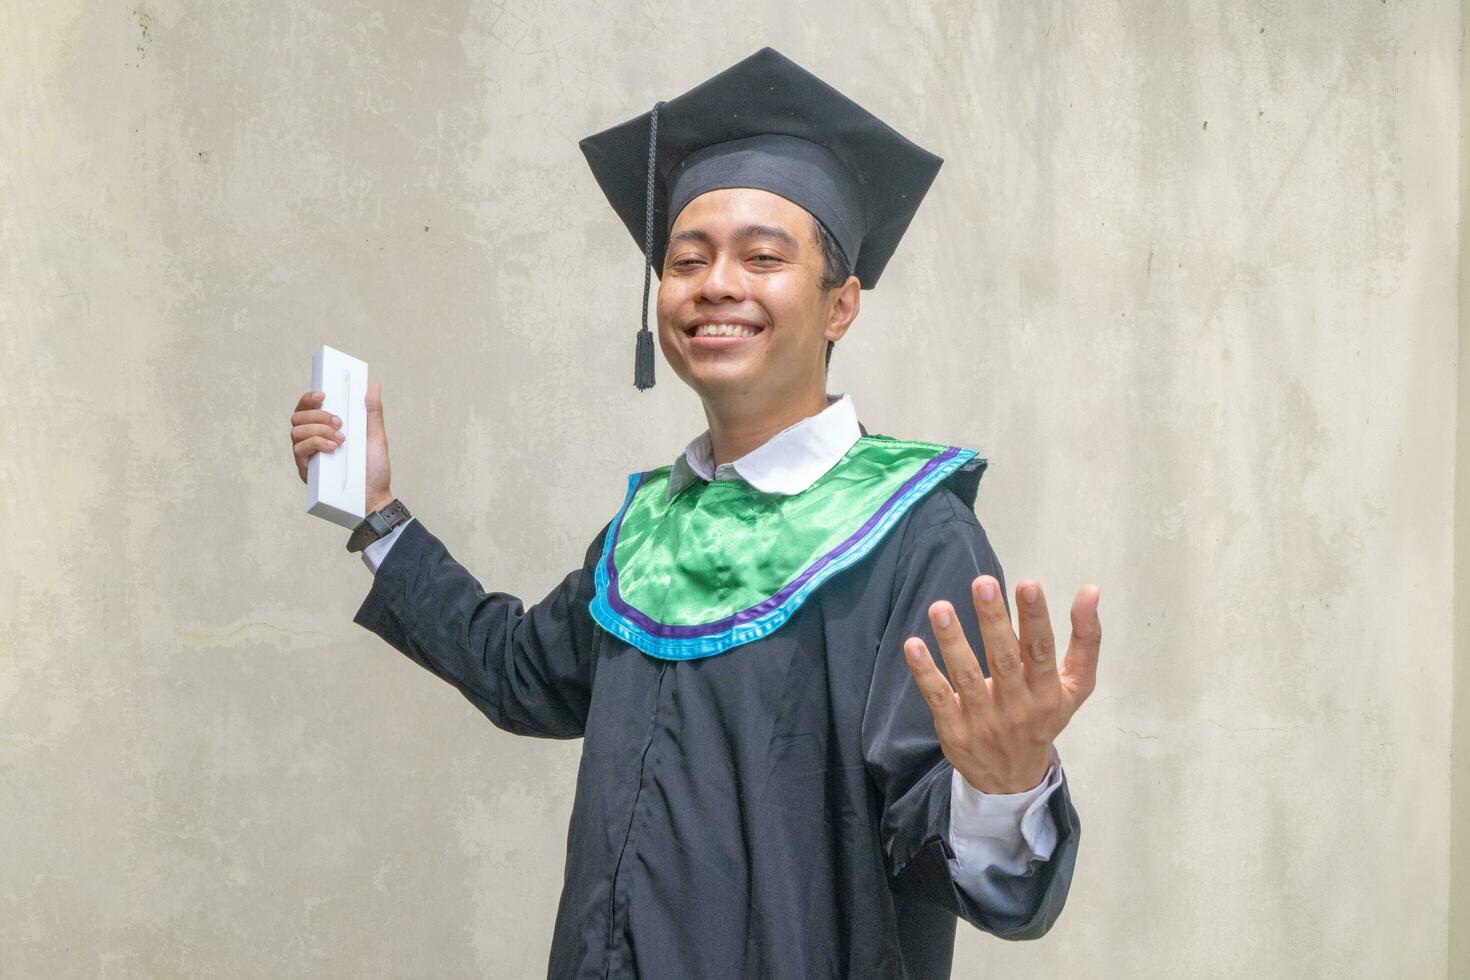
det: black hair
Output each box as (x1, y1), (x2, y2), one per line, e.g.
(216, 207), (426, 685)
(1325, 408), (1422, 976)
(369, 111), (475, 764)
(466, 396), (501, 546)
(812, 216), (851, 373)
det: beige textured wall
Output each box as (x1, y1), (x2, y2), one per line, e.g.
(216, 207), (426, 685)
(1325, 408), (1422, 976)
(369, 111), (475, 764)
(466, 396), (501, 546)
(2, 1), (1461, 976)
(1453, 2), (1470, 977)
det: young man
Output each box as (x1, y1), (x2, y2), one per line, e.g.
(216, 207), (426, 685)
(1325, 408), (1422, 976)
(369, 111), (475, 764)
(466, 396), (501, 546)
(289, 48), (1101, 979)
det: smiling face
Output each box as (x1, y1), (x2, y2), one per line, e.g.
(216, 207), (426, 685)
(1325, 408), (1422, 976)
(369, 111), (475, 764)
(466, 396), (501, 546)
(657, 187), (859, 411)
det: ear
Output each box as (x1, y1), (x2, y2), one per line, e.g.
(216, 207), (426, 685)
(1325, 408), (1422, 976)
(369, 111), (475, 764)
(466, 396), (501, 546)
(824, 275), (861, 343)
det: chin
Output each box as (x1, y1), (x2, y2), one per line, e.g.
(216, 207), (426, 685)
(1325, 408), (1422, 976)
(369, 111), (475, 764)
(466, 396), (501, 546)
(681, 360), (760, 395)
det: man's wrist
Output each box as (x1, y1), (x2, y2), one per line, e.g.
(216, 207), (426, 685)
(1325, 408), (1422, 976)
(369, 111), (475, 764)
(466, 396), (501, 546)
(367, 491), (395, 513)
(958, 752), (1053, 795)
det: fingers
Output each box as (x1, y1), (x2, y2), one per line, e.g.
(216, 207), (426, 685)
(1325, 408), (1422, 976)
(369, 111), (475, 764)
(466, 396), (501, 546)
(293, 431), (343, 481)
(294, 390), (324, 412)
(970, 574), (1027, 701)
(1059, 585), (1102, 707)
(1014, 579), (1060, 689)
(926, 600), (993, 713)
(290, 392), (338, 432)
(902, 638), (964, 743)
(291, 390), (344, 482)
(292, 421), (342, 443)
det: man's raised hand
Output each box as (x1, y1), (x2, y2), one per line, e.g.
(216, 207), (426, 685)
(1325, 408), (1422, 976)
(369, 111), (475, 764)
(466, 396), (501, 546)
(902, 576), (1101, 794)
(289, 382), (395, 512)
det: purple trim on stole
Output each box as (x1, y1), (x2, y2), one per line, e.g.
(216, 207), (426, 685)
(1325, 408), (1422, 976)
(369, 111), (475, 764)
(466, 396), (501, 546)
(601, 446), (962, 639)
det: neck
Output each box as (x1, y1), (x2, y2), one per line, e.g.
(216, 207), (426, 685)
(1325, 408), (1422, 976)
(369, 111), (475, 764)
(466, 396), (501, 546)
(704, 386), (831, 467)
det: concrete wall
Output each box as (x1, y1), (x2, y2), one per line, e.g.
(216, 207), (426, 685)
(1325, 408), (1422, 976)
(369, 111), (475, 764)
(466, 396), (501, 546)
(2, 1), (1461, 976)
(1453, 3), (1470, 976)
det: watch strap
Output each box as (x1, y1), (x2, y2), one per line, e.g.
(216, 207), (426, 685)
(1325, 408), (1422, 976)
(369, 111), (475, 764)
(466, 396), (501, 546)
(346, 498), (412, 553)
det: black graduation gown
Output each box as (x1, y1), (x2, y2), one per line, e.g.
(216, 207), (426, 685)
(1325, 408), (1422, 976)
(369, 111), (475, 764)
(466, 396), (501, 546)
(351, 449), (1080, 980)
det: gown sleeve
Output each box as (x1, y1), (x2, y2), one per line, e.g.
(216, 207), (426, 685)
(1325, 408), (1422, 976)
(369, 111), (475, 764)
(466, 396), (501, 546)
(860, 498), (1081, 939)
(351, 514), (611, 739)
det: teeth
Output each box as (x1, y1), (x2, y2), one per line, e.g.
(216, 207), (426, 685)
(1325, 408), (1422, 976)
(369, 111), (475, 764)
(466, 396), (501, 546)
(693, 323), (760, 338)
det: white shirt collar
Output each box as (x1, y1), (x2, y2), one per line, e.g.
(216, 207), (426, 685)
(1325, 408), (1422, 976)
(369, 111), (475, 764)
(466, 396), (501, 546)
(666, 393), (862, 500)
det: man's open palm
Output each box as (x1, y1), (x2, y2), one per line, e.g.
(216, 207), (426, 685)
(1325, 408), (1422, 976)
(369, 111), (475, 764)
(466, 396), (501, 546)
(903, 576), (1101, 794)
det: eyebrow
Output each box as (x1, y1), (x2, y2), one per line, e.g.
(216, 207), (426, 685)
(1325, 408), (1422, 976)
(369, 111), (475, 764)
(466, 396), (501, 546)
(667, 223), (801, 251)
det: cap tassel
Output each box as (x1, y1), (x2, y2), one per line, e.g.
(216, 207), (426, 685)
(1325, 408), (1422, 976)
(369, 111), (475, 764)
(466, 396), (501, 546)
(634, 326), (655, 390)
(634, 100), (666, 391)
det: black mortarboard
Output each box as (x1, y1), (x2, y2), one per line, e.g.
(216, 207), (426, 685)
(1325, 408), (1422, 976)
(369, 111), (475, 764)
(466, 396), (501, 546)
(578, 46), (944, 390)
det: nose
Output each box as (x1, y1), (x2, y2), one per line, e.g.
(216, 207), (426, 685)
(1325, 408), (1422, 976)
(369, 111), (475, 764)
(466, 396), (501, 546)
(696, 251), (745, 305)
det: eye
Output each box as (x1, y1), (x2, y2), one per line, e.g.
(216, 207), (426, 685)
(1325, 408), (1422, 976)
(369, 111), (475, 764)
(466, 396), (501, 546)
(750, 254), (782, 264)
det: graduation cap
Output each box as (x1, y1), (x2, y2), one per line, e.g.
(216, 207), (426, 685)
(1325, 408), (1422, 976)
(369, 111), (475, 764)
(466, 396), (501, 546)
(578, 46), (944, 390)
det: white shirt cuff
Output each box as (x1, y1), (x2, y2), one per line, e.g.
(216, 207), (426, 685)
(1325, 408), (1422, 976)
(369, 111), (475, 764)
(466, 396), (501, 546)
(947, 746), (1063, 873)
(361, 517), (414, 574)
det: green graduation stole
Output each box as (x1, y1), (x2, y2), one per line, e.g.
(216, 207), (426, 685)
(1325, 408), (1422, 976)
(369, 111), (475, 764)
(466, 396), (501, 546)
(589, 434), (985, 660)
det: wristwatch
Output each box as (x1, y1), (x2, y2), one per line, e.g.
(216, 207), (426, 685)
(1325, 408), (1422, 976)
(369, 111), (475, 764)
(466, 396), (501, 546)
(346, 498), (413, 553)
